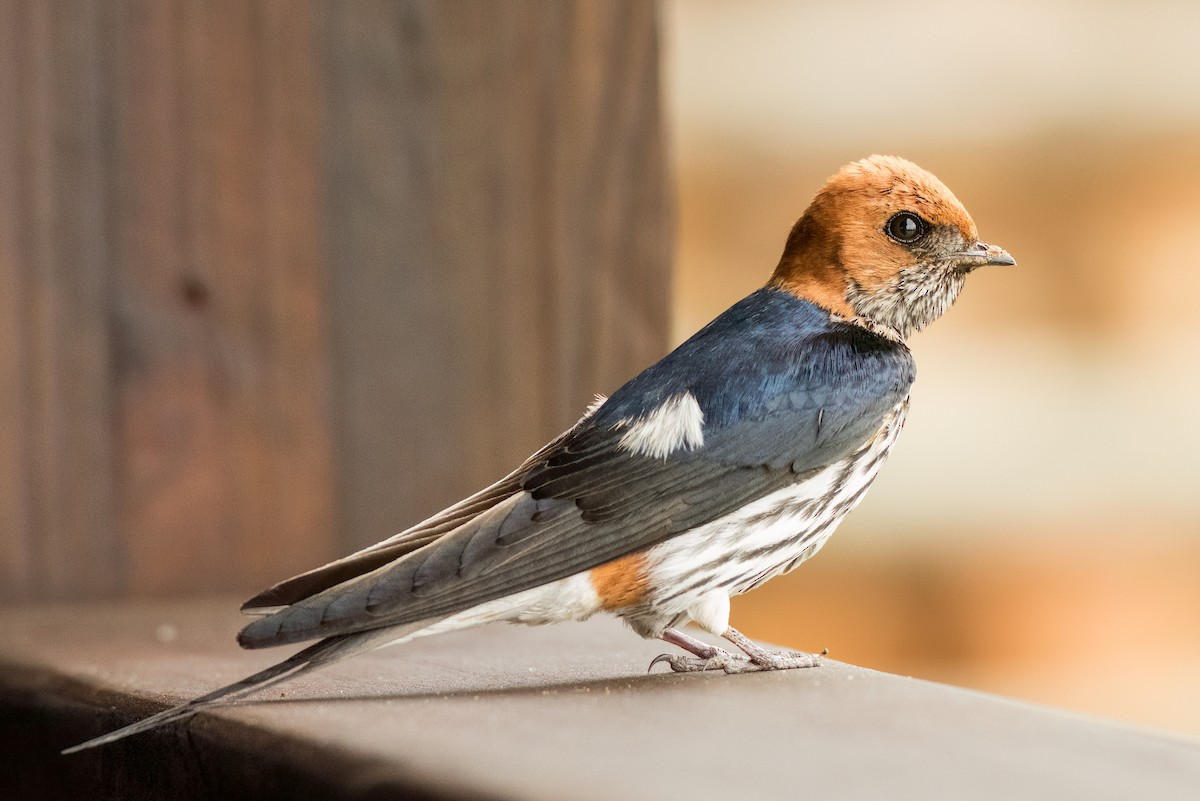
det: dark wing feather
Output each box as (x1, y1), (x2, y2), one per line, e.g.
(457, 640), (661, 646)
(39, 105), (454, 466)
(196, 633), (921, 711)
(239, 478), (520, 614)
(239, 289), (914, 648)
(239, 421), (588, 614)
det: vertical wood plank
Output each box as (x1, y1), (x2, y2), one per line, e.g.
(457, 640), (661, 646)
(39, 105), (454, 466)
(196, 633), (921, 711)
(0, 0), (37, 600)
(0, 0), (120, 601)
(106, 0), (336, 595)
(321, 0), (670, 551)
(1, 0), (668, 600)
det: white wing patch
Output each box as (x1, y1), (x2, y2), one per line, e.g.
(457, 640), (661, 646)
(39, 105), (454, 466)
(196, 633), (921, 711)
(617, 392), (705, 460)
(582, 393), (609, 419)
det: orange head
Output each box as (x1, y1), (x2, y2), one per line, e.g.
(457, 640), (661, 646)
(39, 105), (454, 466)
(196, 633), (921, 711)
(769, 155), (1014, 338)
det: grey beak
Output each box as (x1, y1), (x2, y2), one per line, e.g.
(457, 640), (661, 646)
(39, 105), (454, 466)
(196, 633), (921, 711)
(950, 241), (1016, 270)
(978, 241), (1016, 266)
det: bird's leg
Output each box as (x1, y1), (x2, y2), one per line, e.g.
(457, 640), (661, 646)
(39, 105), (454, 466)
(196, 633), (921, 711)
(649, 626), (823, 674)
(649, 627), (753, 673)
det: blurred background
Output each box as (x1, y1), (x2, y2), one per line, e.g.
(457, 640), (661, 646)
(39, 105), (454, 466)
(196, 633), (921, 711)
(666, 0), (1200, 736)
(2, 0), (1197, 739)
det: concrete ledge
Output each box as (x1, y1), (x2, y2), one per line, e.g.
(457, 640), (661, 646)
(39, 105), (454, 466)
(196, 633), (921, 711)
(3, 598), (1199, 800)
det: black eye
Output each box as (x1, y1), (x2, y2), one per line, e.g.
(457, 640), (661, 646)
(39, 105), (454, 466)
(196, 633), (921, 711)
(885, 212), (927, 244)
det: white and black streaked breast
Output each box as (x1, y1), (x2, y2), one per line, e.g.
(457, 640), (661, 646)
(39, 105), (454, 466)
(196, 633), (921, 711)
(619, 399), (909, 638)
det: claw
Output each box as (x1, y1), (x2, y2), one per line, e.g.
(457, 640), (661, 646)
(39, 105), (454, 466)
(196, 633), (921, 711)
(649, 653), (757, 674)
(653, 627), (822, 674)
(648, 653), (675, 673)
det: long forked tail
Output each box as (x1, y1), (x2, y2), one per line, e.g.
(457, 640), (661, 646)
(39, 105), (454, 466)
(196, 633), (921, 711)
(62, 625), (411, 754)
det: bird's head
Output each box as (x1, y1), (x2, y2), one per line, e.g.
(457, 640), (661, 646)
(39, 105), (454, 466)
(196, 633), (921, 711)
(769, 155), (1014, 339)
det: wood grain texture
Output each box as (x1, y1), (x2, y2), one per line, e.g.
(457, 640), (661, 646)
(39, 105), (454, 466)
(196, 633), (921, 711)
(322, 0), (671, 552)
(0, 0), (669, 600)
(104, 0), (336, 595)
(6, 600), (1200, 801)
(0, 0), (120, 601)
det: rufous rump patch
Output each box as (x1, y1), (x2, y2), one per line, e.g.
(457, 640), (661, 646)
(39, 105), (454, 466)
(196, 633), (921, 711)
(589, 552), (651, 610)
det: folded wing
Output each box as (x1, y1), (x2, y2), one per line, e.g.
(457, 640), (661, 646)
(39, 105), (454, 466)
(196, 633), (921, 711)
(238, 290), (915, 649)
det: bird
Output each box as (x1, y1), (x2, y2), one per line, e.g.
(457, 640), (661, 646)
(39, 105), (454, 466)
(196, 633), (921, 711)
(65, 154), (1013, 753)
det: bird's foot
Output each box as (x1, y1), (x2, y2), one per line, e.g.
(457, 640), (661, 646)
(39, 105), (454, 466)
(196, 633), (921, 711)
(649, 626), (824, 674)
(649, 627), (742, 673)
(723, 626), (824, 671)
(649, 651), (760, 674)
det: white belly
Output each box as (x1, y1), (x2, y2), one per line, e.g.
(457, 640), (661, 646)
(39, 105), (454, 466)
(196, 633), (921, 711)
(625, 400), (908, 637)
(380, 401), (908, 648)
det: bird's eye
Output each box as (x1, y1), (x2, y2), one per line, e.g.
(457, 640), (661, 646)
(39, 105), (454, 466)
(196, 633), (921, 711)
(885, 212), (927, 244)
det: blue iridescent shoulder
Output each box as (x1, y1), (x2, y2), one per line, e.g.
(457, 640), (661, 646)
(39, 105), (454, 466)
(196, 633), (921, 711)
(592, 287), (914, 430)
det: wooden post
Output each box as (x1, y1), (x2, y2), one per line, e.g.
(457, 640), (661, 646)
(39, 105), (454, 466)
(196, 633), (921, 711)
(0, 0), (670, 602)
(0, 0), (121, 600)
(321, 1), (670, 552)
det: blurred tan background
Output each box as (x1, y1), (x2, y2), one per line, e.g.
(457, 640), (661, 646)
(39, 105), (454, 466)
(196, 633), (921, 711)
(2, 0), (1197, 743)
(665, 0), (1200, 736)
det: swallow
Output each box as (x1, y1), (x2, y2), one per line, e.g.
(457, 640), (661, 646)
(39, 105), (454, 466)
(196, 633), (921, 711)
(65, 155), (1014, 753)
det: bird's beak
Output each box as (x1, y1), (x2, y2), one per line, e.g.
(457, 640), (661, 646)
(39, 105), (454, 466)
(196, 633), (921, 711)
(948, 241), (1016, 271)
